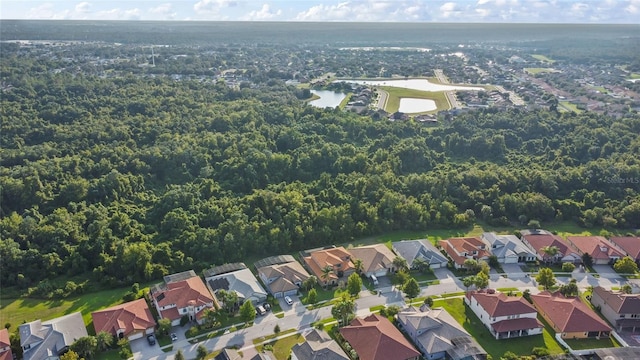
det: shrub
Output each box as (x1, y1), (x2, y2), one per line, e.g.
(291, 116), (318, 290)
(562, 262), (575, 272)
(532, 347), (550, 357)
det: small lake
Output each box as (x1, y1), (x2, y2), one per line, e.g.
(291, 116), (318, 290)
(309, 90), (347, 108)
(398, 98), (437, 113)
(338, 78), (483, 92)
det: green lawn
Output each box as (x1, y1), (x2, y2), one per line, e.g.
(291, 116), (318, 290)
(255, 333), (304, 360)
(564, 337), (619, 350)
(0, 285), (133, 329)
(435, 298), (564, 359)
(94, 348), (125, 360)
(531, 54), (556, 63)
(559, 101), (583, 114)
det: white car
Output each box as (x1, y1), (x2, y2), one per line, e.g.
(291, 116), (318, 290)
(284, 296), (293, 305)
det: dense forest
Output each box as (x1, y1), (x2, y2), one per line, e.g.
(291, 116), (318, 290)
(1, 48), (640, 296)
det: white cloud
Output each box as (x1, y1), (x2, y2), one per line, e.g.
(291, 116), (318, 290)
(75, 2), (91, 13)
(95, 8), (141, 20)
(194, 0), (239, 14)
(242, 4), (282, 20)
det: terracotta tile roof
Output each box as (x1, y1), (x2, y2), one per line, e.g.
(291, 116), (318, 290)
(566, 236), (624, 261)
(491, 317), (543, 333)
(521, 233), (571, 259)
(592, 286), (640, 314)
(340, 314), (420, 360)
(303, 247), (354, 282)
(466, 291), (537, 317)
(348, 244), (396, 274)
(0, 328), (12, 360)
(609, 237), (640, 260)
(92, 298), (155, 337)
(153, 275), (214, 321)
(531, 292), (611, 333)
(439, 237), (490, 266)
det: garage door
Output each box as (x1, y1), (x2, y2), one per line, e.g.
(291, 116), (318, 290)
(128, 331), (144, 341)
(374, 269), (388, 278)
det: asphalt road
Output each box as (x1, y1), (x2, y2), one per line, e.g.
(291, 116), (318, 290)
(139, 269), (627, 360)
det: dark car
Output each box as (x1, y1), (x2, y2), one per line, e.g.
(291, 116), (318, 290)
(147, 334), (156, 345)
(170, 333), (178, 341)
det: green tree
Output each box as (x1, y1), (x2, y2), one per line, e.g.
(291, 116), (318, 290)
(527, 219), (541, 229)
(393, 270), (410, 290)
(346, 272), (363, 296)
(463, 258), (479, 273)
(536, 268), (556, 290)
(175, 350), (186, 360)
(321, 265), (333, 286)
(71, 336), (97, 359)
(562, 262), (576, 272)
(424, 296), (434, 307)
(239, 300), (256, 325)
(302, 275), (318, 291)
(353, 258), (364, 274)
(412, 258), (429, 273)
(307, 288), (318, 304)
(393, 256), (408, 272)
(331, 294), (355, 327)
(463, 276), (475, 291)
(158, 318), (171, 335)
(488, 255), (500, 269)
(60, 350), (81, 360)
(96, 331), (114, 352)
(541, 245), (560, 263)
(403, 278), (421, 300)
(614, 256), (639, 274)
(196, 345), (208, 360)
(474, 272), (490, 289)
(582, 253), (594, 268)
(559, 278), (579, 297)
(274, 324), (281, 334)
(218, 289), (239, 314)
(621, 284), (633, 294)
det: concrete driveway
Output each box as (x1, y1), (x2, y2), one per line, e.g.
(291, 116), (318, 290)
(593, 264), (620, 277)
(131, 334), (164, 360)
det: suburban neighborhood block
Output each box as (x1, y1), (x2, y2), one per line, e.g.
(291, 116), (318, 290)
(91, 298), (156, 341)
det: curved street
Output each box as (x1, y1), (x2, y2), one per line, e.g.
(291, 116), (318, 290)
(139, 267), (630, 360)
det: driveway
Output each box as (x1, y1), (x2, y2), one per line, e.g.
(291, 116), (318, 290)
(131, 335), (164, 360)
(593, 264), (622, 277)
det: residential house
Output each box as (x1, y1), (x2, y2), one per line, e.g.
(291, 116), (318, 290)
(0, 328), (13, 360)
(91, 298), (156, 341)
(19, 312), (88, 360)
(291, 329), (349, 360)
(438, 237), (490, 269)
(150, 270), (216, 326)
(609, 237), (640, 265)
(340, 314), (421, 360)
(591, 286), (640, 333)
(531, 291), (612, 339)
(519, 229), (581, 263)
(303, 246), (355, 286)
(392, 239), (448, 270)
(481, 233), (537, 263)
(566, 236), (624, 265)
(397, 305), (487, 360)
(215, 348), (275, 360)
(205, 265), (268, 307)
(257, 257), (310, 298)
(464, 291), (543, 339)
(348, 244), (397, 278)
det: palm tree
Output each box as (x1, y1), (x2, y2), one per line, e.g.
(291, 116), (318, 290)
(413, 258), (429, 273)
(541, 245), (560, 263)
(353, 258), (364, 275)
(393, 256), (408, 272)
(303, 275), (318, 291)
(321, 265), (333, 286)
(95, 331), (114, 352)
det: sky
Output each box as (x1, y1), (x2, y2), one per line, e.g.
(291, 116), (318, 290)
(1, 0), (639, 23)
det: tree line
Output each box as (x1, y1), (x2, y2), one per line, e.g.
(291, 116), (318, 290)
(1, 55), (639, 293)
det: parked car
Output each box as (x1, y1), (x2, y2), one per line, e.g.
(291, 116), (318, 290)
(170, 333), (178, 341)
(263, 303), (271, 311)
(147, 334), (156, 345)
(284, 296), (293, 305)
(256, 305), (267, 316)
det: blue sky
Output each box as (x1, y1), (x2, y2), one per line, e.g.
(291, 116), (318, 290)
(1, 0), (638, 23)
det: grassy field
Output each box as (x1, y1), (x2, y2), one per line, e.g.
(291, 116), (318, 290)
(524, 68), (557, 74)
(0, 285), (134, 329)
(381, 87), (449, 114)
(564, 337), (619, 350)
(559, 101), (583, 114)
(338, 93), (353, 109)
(531, 54), (555, 63)
(435, 298), (564, 359)
(630, 73), (640, 79)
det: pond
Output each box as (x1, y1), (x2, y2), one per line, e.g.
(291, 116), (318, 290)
(309, 90), (347, 108)
(398, 98), (437, 113)
(338, 78), (483, 92)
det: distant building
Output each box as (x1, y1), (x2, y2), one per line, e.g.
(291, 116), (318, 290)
(465, 291), (543, 339)
(566, 236), (624, 265)
(439, 237), (490, 269)
(257, 257), (310, 298)
(150, 270), (216, 326)
(481, 232), (537, 263)
(340, 314), (421, 360)
(92, 298), (156, 341)
(608, 237), (640, 265)
(392, 239), (448, 270)
(590, 286), (640, 333)
(519, 229), (581, 263)
(291, 329), (349, 360)
(303, 246), (355, 286)
(348, 244), (397, 278)
(205, 266), (268, 306)
(0, 328), (13, 360)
